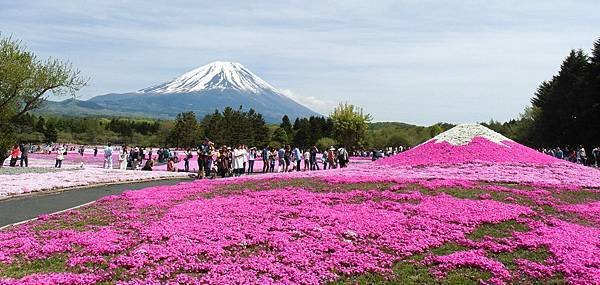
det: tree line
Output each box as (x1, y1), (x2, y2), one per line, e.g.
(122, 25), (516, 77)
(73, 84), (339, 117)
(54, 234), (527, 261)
(484, 37), (600, 149)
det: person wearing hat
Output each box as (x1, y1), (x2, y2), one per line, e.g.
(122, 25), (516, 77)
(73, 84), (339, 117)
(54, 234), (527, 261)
(327, 146), (336, 169)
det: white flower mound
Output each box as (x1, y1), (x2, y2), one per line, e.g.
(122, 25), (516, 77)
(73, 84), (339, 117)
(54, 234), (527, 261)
(428, 123), (513, 146)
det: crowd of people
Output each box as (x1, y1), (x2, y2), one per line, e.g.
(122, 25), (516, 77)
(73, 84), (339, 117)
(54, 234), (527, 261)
(352, 146), (407, 161)
(177, 138), (350, 179)
(541, 146), (600, 167)
(5, 140), (353, 181)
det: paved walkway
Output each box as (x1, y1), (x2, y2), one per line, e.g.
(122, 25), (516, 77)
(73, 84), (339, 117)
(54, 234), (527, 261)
(0, 178), (190, 228)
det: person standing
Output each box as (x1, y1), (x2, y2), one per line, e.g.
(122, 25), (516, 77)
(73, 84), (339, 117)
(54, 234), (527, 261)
(247, 147), (256, 174)
(119, 146), (128, 170)
(277, 146), (286, 173)
(578, 146), (587, 165)
(593, 146), (600, 167)
(184, 148), (192, 172)
(269, 147), (276, 172)
(322, 150), (328, 170)
(103, 143), (114, 169)
(555, 147), (564, 159)
(310, 146), (320, 170)
(261, 146), (269, 173)
(233, 144), (245, 176)
(55, 145), (65, 168)
(93, 147), (98, 157)
(337, 147), (349, 168)
(19, 143), (29, 167)
(303, 149), (310, 171)
(328, 147), (337, 169)
(196, 146), (205, 179)
(129, 147), (139, 170)
(293, 146), (302, 171)
(9, 144), (21, 167)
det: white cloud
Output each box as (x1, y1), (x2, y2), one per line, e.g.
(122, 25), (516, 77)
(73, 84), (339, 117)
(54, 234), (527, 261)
(3, 0), (599, 124)
(279, 89), (336, 115)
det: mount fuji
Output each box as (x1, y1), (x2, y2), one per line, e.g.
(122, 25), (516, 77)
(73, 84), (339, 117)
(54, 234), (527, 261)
(39, 61), (321, 123)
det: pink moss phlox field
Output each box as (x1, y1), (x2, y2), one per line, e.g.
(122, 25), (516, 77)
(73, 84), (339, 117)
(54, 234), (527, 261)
(514, 218), (600, 284)
(424, 249), (511, 283)
(0, 182), (540, 284)
(558, 201), (600, 224)
(2, 126), (600, 284)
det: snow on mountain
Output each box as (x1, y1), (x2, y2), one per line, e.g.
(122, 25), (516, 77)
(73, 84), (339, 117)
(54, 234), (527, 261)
(58, 61), (322, 123)
(139, 61), (280, 94)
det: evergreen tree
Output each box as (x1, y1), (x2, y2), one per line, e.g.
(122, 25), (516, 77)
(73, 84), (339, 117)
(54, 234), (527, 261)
(531, 49), (590, 146)
(201, 107), (270, 147)
(35, 117), (46, 133)
(292, 118), (311, 148)
(43, 121), (58, 143)
(167, 112), (202, 148)
(272, 127), (289, 145)
(280, 115), (293, 140)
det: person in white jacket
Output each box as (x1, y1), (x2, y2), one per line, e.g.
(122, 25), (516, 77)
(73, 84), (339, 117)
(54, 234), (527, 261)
(103, 143), (114, 169)
(232, 144), (246, 177)
(119, 146), (128, 170)
(55, 146), (65, 168)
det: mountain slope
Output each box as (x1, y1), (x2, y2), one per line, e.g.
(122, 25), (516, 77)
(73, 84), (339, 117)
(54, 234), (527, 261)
(38, 62), (321, 123)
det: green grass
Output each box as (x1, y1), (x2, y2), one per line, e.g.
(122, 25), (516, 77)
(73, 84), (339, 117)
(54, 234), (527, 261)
(431, 243), (468, 256)
(0, 255), (67, 279)
(443, 267), (492, 284)
(553, 189), (600, 204)
(468, 220), (529, 241)
(490, 247), (550, 271)
(210, 178), (394, 199)
(332, 258), (493, 285)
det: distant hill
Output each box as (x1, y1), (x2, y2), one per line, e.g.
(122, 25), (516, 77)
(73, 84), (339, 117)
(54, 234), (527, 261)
(36, 61), (321, 123)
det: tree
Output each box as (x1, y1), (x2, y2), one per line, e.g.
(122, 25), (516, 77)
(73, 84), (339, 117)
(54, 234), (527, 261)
(292, 118), (311, 148)
(35, 116), (46, 133)
(43, 121), (58, 143)
(201, 107), (270, 147)
(167, 112), (202, 148)
(0, 35), (86, 165)
(316, 137), (337, 152)
(280, 115), (293, 140)
(271, 127), (289, 145)
(531, 49), (590, 147)
(329, 102), (372, 150)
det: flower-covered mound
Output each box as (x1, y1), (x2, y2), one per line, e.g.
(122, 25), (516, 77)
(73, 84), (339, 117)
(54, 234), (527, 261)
(377, 123), (561, 166)
(0, 174), (598, 285)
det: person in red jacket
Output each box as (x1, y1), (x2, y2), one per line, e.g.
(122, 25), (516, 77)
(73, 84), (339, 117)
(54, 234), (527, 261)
(9, 144), (21, 167)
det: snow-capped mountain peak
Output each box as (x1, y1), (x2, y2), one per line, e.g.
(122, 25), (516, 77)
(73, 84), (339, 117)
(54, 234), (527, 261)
(139, 61), (279, 94)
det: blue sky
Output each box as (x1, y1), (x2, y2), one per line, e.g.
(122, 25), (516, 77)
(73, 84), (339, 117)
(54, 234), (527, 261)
(1, 0), (599, 125)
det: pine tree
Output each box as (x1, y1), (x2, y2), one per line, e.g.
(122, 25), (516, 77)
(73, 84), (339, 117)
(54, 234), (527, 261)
(280, 115), (293, 140)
